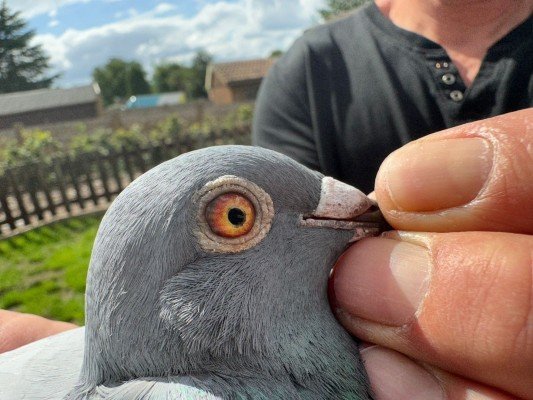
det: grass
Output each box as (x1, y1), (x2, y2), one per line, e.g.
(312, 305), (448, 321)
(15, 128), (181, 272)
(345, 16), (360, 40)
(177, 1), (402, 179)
(0, 215), (102, 325)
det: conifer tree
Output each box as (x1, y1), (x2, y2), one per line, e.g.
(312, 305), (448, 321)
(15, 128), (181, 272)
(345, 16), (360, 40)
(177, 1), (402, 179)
(0, 1), (57, 93)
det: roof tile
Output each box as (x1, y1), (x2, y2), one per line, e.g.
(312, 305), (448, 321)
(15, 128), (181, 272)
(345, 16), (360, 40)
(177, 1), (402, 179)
(212, 58), (277, 85)
(0, 84), (100, 116)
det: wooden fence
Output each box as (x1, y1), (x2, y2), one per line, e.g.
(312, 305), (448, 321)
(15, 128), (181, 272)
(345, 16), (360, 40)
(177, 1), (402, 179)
(0, 127), (251, 238)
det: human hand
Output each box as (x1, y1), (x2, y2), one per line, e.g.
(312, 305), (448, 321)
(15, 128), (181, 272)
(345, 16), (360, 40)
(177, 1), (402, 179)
(0, 310), (76, 354)
(331, 109), (533, 399)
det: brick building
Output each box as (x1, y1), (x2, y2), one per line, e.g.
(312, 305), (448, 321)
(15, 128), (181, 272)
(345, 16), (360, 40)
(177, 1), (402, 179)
(0, 84), (102, 130)
(205, 58), (277, 105)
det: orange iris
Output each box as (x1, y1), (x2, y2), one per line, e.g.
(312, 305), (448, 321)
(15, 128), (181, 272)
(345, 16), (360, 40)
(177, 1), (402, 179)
(205, 193), (255, 238)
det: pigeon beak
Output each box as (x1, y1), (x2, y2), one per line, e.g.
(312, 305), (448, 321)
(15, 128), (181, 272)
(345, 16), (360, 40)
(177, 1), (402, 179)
(301, 177), (389, 242)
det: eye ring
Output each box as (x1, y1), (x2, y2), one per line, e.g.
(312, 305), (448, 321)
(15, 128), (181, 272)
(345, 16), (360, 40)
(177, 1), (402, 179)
(196, 175), (274, 253)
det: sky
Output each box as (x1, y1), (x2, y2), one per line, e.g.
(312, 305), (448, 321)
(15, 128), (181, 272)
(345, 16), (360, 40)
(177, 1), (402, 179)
(5, 0), (327, 88)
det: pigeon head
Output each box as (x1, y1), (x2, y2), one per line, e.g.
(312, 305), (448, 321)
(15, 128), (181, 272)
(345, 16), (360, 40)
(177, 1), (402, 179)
(76, 145), (378, 397)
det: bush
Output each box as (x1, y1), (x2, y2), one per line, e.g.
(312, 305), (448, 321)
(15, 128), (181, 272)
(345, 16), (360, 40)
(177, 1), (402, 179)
(149, 115), (182, 142)
(1, 129), (60, 167)
(70, 128), (114, 155)
(70, 125), (148, 155)
(0, 108), (252, 168)
(222, 104), (254, 129)
(109, 124), (148, 150)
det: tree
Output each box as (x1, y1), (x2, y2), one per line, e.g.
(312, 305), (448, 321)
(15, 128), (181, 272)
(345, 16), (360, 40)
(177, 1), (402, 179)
(319, 0), (371, 20)
(92, 59), (151, 106)
(0, 1), (57, 94)
(152, 50), (213, 100)
(93, 58), (128, 106)
(187, 50), (212, 99)
(127, 62), (151, 97)
(152, 63), (186, 93)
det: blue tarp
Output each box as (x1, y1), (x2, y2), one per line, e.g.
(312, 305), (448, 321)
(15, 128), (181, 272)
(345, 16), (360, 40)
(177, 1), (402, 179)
(125, 92), (186, 109)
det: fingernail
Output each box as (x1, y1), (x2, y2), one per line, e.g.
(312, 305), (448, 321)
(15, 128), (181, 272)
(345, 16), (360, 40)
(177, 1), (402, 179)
(332, 237), (431, 326)
(361, 346), (445, 400)
(381, 137), (492, 212)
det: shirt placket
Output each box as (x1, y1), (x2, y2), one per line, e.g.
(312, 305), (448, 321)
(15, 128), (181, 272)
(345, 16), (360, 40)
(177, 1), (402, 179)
(426, 54), (467, 104)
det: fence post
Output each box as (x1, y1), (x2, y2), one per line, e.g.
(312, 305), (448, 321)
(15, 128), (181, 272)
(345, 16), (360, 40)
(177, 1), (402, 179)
(0, 175), (16, 230)
(22, 163), (45, 221)
(81, 153), (99, 206)
(65, 154), (86, 210)
(121, 145), (136, 182)
(96, 152), (112, 202)
(53, 158), (72, 213)
(107, 148), (124, 193)
(5, 168), (30, 226)
(38, 162), (57, 217)
(135, 144), (147, 173)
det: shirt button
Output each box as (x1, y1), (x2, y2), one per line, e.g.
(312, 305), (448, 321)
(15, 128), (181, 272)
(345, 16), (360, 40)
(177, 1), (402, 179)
(442, 73), (456, 85)
(450, 90), (464, 102)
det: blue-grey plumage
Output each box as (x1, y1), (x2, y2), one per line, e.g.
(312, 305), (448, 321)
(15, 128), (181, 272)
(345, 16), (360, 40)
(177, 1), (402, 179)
(0, 145), (378, 399)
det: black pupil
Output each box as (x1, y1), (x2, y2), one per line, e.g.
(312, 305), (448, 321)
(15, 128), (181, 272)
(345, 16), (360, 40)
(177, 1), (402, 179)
(228, 208), (246, 226)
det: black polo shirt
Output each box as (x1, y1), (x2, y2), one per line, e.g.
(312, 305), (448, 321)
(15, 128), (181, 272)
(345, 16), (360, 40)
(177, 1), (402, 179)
(252, 3), (533, 193)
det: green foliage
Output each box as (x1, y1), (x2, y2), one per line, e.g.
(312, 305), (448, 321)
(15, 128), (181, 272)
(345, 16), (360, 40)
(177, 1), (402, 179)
(93, 50), (213, 107)
(319, 0), (371, 20)
(110, 124), (148, 150)
(0, 108), (250, 167)
(222, 104), (254, 129)
(70, 125), (148, 154)
(0, 1), (58, 93)
(69, 128), (114, 155)
(1, 129), (60, 166)
(149, 115), (182, 141)
(152, 50), (212, 100)
(127, 62), (151, 96)
(93, 58), (151, 106)
(0, 123), (154, 167)
(269, 50), (283, 58)
(0, 215), (101, 324)
(188, 50), (212, 99)
(187, 117), (216, 136)
(152, 63), (187, 93)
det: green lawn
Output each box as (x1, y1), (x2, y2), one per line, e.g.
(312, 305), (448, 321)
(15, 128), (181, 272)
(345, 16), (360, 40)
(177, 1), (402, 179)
(0, 215), (102, 325)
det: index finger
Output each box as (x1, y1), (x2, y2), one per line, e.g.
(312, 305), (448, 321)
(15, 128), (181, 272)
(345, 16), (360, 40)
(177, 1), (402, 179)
(375, 108), (533, 233)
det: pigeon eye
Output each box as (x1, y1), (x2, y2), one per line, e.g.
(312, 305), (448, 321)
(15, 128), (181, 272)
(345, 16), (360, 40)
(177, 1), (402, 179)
(196, 175), (274, 253)
(205, 193), (255, 238)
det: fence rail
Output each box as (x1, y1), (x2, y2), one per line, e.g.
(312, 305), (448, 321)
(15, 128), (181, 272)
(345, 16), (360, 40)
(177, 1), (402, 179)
(0, 127), (251, 238)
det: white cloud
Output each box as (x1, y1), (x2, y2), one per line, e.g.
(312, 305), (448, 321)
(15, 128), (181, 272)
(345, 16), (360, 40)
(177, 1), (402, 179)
(299, 0), (327, 18)
(48, 19), (60, 28)
(32, 0), (327, 87)
(126, 8), (139, 17)
(5, 0), (91, 19)
(153, 3), (177, 15)
(34, 33), (72, 70)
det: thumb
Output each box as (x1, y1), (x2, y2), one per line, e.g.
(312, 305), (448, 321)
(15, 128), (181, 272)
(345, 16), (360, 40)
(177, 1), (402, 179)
(375, 109), (533, 233)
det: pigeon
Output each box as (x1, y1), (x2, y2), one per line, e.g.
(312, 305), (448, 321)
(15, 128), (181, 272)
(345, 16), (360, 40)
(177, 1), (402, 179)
(0, 145), (382, 399)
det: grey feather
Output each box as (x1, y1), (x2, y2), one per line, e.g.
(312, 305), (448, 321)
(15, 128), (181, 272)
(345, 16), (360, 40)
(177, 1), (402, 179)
(0, 145), (374, 399)
(0, 327), (84, 398)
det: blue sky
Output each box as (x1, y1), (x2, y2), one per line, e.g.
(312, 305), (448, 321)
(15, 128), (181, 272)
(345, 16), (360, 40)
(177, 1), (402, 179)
(6, 0), (326, 87)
